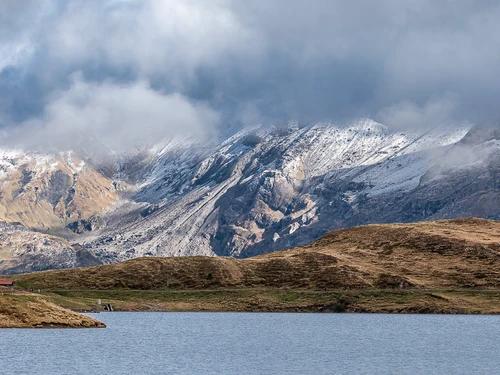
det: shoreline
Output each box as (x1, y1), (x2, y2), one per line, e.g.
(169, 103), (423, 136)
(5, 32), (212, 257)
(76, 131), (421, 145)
(84, 310), (500, 316)
(33, 288), (500, 315)
(3, 287), (499, 328)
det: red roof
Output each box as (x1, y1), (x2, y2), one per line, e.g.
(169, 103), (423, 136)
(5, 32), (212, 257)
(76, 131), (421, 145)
(0, 280), (14, 286)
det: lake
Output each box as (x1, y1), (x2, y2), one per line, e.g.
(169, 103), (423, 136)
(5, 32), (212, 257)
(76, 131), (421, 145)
(1, 312), (499, 374)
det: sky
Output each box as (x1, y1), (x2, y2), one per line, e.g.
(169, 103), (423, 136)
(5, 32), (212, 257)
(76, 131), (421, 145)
(1, 0), (500, 151)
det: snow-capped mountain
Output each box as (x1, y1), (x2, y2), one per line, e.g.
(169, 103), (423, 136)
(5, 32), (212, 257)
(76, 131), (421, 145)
(1, 119), (499, 271)
(83, 119), (498, 261)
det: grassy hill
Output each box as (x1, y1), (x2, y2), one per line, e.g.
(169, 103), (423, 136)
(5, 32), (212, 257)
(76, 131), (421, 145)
(0, 292), (105, 328)
(10, 218), (500, 313)
(15, 218), (500, 290)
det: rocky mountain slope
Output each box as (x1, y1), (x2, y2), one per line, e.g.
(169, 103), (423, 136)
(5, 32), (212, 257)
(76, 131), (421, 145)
(0, 150), (115, 231)
(0, 221), (101, 275)
(84, 119), (499, 261)
(0, 119), (499, 269)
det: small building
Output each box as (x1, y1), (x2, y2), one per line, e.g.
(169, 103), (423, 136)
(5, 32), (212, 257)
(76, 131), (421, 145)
(0, 280), (14, 289)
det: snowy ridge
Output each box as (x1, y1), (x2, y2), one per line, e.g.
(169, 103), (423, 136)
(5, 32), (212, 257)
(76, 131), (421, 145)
(82, 119), (489, 261)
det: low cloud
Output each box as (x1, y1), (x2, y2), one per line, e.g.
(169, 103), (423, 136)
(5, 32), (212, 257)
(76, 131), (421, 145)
(4, 76), (219, 155)
(1, 0), (500, 149)
(377, 94), (460, 130)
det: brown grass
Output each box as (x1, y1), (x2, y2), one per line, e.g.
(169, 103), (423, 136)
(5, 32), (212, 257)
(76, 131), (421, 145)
(0, 294), (105, 328)
(27, 289), (500, 314)
(14, 218), (500, 292)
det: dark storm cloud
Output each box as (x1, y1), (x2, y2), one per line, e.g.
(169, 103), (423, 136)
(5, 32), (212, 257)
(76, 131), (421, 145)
(230, 0), (500, 126)
(1, 0), (500, 150)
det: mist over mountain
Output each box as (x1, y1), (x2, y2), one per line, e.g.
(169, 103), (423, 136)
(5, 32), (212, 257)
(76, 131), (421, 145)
(2, 1), (500, 154)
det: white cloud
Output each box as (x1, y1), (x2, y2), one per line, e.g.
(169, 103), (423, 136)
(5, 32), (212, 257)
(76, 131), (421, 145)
(376, 94), (459, 130)
(0, 0), (49, 72)
(41, 0), (263, 88)
(0, 41), (34, 72)
(2, 0), (500, 139)
(9, 75), (219, 153)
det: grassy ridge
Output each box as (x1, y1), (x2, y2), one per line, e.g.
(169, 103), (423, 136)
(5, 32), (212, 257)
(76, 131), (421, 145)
(10, 218), (500, 313)
(15, 218), (500, 290)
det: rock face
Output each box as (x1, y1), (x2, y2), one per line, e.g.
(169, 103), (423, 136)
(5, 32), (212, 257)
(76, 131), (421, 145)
(0, 221), (102, 274)
(0, 119), (499, 268)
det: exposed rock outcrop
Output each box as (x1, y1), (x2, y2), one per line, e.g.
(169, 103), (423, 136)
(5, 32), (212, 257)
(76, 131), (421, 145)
(0, 221), (101, 274)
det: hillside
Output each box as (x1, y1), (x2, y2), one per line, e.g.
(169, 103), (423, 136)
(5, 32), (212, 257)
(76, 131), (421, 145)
(15, 219), (500, 291)
(0, 292), (105, 328)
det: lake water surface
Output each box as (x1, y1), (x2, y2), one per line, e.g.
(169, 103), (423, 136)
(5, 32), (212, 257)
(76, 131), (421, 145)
(1, 312), (499, 374)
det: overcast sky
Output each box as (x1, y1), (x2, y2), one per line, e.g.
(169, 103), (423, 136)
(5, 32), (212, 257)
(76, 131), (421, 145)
(1, 0), (500, 150)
